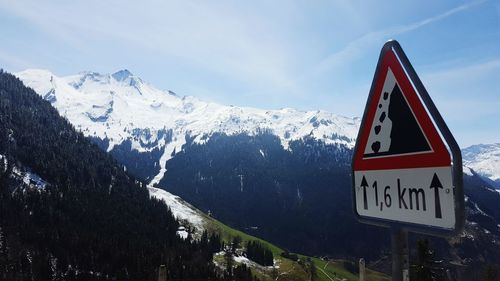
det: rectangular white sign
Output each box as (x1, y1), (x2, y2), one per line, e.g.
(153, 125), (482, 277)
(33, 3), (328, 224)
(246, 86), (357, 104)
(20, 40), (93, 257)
(354, 166), (455, 229)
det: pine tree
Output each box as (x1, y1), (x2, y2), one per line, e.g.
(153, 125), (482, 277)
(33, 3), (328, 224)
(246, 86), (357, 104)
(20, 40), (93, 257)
(411, 239), (444, 281)
(245, 241), (274, 266)
(232, 236), (242, 254)
(485, 265), (498, 281)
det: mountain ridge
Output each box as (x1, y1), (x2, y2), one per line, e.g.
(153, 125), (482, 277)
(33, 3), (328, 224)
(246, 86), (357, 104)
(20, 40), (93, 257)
(15, 68), (499, 187)
(463, 143), (500, 189)
(16, 68), (360, 185)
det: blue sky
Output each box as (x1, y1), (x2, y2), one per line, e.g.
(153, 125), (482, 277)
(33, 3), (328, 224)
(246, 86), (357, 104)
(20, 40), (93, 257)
(0, 0), (498, 147)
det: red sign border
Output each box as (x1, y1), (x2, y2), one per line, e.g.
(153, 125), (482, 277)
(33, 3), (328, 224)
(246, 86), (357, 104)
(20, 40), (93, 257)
(352, 46), (450, 171)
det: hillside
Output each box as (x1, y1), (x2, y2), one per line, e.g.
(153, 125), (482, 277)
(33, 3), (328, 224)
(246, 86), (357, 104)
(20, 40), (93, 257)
(149, 187), (390, 281)
(0, 68), (388, 281)
(0, 70), (257, 281)
(13, 68), (382, 258)
(14, 68), (500, 278)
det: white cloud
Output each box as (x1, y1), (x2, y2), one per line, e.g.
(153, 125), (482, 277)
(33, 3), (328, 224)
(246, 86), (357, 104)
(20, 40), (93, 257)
(311, 0), (485, 76)
(422, 58), (500, 119)
(408, 57), (500, 147)
(423, 59), (500, 83)
(0, 0), (300, 95)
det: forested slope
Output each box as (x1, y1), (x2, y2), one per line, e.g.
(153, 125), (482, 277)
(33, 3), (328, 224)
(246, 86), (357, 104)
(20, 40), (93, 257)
(0, 70), (256, 281)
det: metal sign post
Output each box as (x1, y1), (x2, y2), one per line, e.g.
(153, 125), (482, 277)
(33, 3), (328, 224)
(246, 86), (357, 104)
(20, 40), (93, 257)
(391, 228), (409, 281)
(351, 40), (464, 280)
(359, 258), (366, 281)
(158, 265), (167, 281)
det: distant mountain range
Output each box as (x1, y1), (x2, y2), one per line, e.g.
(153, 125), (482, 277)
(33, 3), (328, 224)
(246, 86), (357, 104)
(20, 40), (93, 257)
(15, 69), (499, 187)
(463, 143), (500, 189)
(2, 68), (387, 281)
(16, 69), (359, 186)
(14, 68), (500, 278)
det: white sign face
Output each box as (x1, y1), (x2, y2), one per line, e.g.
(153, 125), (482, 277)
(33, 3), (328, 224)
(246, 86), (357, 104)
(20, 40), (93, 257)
(354, 167), (455, 229)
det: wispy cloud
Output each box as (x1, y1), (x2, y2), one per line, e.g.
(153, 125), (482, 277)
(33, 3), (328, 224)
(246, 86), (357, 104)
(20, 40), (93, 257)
(424, 58), (500, 83)
(0, 0), (496, 146)
(420, 58), (500, 124)
(414, 56), (500, 147)
(0, 0), (300, 96)
(311, 0), (485, 76)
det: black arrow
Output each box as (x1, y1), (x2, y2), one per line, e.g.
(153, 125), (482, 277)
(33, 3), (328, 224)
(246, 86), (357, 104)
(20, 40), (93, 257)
(361, 176), (369, 210)
(430, 173), (443, 219)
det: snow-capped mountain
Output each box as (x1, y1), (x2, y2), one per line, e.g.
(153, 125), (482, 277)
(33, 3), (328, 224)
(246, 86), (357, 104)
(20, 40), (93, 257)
(15, 69), (360, 185)
(463, 143), (500, 189)
(12, 69), (500, 267)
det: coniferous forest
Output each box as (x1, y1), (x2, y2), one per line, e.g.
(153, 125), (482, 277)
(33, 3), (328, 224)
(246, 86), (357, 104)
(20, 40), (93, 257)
(245, 241), (273, 267)
(0, 71), (257, 281)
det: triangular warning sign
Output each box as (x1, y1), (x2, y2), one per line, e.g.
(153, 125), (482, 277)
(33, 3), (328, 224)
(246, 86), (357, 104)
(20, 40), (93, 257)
(351, 40), (464, 236)
(353, 42), (451, 171)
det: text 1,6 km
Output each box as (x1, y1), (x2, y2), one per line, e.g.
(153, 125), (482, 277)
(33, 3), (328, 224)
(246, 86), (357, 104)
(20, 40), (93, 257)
(354, 167), (456, 229)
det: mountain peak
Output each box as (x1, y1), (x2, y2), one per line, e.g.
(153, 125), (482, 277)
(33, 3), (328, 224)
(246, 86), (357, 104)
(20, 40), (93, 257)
(463, 143), (500, 188)
(15, 68), (361, 187)
(112, 69), (133, 81)
(16, 69), (55, 79)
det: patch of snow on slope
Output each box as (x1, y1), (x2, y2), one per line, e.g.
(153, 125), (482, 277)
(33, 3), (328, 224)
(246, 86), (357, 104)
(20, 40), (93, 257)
(149, 137), (186, 187)
(463, 166), (473, 176)
(12, 166), (48, 190)
(472, 202), (490, 217)
(233, 255), (257, 267)
(176, 227), (189, 239)
(0, 154), (7, 173)
(148, 187), (204, 230)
